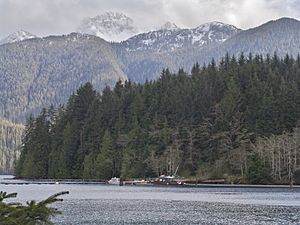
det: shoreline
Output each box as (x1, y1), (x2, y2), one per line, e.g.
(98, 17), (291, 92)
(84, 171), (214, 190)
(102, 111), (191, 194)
(1, 178), (300, 188)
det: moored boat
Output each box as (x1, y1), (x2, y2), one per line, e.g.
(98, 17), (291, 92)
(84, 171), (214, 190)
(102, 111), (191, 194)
(107, 177), (120, 185)
(153, 175), (183, 186)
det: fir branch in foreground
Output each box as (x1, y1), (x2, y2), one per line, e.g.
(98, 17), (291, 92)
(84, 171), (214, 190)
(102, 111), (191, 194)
(0, 191), (69, 225)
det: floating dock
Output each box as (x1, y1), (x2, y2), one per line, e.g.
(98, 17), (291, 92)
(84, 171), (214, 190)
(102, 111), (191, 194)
(0, 178), (106, 185)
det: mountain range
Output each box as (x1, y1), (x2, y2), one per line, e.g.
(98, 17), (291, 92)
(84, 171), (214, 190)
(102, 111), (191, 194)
(121, 21), (240, 52)
(0, 12), (239, 122)
(1, 15), (300, 172)
(1, 16), (300, 123)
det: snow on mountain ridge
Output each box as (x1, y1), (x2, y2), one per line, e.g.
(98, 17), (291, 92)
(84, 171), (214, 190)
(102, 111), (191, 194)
(77, 12), (139, 42)
(0, 16), (239, 51)
(122, 21), (241, 52)
(0, 30), (37, 45)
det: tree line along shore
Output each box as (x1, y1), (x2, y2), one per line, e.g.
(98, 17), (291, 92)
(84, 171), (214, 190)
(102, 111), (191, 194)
(15, 53), (300, 185)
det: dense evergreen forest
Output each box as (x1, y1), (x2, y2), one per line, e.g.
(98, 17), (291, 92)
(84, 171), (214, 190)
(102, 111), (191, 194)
(16, 53), (300, 184)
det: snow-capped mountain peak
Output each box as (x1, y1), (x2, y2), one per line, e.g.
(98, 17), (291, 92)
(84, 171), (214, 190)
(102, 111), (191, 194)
(195, 21), (237, 32)
(191, 21), (240, 44)
(122, 21), (240, 52)
(160, 22), (180, 30)
(0, 30), (37, 45)
(77, 11), (139, 42)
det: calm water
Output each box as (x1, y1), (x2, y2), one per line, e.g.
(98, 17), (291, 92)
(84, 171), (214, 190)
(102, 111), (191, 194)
(1, 176), (300, 224)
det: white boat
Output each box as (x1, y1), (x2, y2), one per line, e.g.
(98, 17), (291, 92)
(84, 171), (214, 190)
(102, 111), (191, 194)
(107, 177), (120, 185)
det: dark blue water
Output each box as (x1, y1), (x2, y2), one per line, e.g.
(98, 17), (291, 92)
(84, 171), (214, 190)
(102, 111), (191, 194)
(1, 176), (300, 224)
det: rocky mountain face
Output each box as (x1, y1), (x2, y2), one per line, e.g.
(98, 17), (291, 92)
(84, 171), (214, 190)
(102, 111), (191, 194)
(77, 12), (139, 42)
(0, 30), (37, 45)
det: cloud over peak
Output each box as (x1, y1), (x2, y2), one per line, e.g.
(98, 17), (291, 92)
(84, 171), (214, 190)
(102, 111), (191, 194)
(0, 0), (299, 39)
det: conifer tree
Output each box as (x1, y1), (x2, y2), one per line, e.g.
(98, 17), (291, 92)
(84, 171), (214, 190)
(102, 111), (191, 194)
(94, 129), (114, 179)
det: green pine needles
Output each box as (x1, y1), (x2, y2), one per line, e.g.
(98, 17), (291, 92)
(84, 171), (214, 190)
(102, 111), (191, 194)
(0, 191), (69, 225)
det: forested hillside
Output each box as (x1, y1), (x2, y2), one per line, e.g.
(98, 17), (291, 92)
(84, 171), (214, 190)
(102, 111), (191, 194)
(16, 53), (300, 184)
(0, 119), (24, 173)
(0, 33), (127, 123)
(1, 18), (300, 124)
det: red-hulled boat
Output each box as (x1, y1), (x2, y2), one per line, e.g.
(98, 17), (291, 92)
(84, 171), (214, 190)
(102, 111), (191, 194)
(153, 175), (183, 186)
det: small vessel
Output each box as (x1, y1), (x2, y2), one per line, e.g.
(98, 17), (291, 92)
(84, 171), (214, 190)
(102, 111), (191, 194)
(123, 179), (149, 185)
(131, 179), (151, 186)
(153, 163), (183, 186)
(107, 177), (120, 185)
(153, 175), (182, 186)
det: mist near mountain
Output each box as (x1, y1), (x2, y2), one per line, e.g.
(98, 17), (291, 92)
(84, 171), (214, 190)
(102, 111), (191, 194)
(76, 12), (139, 42)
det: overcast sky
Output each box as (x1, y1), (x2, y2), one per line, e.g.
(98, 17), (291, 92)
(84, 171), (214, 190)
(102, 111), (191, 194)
(0, 0), (300, 39)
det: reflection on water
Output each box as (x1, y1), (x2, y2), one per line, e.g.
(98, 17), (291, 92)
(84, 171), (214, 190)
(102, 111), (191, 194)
(1, 175), (300, 224)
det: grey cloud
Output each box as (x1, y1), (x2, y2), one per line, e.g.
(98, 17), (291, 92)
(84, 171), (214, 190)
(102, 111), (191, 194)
(0, 0), (299, 39)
